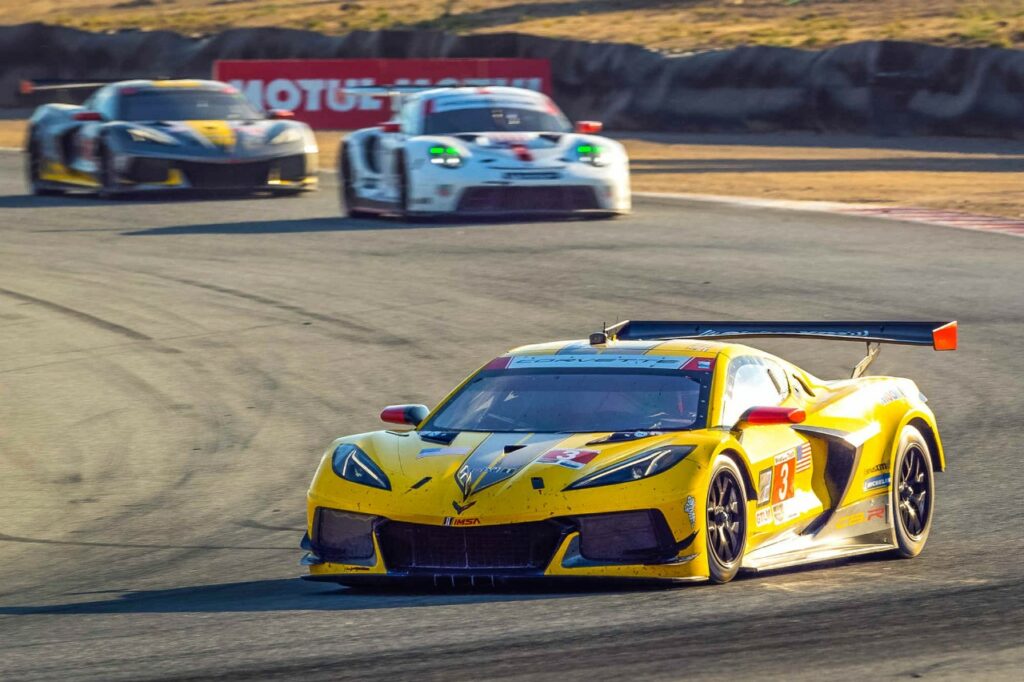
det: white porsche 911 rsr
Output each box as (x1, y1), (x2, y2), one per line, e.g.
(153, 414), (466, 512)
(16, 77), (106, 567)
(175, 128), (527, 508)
(338, 87), (630, 219)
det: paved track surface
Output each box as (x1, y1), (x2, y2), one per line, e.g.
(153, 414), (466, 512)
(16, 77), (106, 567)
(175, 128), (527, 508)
(0, 152), (1021, 681)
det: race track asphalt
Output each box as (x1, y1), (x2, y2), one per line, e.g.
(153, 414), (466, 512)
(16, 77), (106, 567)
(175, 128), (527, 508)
(0, 152), (1021, 681)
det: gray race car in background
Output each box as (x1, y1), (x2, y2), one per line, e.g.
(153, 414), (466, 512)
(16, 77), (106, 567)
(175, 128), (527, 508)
(24, 79), (318, 196)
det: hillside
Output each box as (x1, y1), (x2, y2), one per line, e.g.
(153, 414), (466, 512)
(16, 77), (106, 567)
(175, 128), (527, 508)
(2, 1), (1024, 52)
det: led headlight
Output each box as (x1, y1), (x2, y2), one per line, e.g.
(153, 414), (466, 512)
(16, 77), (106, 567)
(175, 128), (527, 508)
(126, 128), (178, 145)
(269, 127), (304, 145)
(565, 446), (694, 490)
(331, 444), (391, 491)
(574, 143), (607, 166)
(429, 146), (462, 168)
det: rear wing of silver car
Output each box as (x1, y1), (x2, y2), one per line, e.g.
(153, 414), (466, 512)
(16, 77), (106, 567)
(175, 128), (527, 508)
(594, 320), (957, 378)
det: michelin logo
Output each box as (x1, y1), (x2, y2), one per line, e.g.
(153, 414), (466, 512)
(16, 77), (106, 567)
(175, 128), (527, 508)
(863, 473), (891, 492)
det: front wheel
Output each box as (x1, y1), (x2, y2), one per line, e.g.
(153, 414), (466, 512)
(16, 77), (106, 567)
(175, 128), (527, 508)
(97, 143), (122, 199)
(891, 425), (935, 558)
(26, 136), (62, 196)
(339, 141), (370, 217)
(705, 455), (747, 583)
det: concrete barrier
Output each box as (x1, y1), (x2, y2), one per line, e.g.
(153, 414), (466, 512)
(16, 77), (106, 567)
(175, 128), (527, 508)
(5, 22), (1024, 137)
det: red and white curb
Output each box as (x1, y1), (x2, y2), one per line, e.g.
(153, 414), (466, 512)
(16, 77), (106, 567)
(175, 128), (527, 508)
(637, 191), (1024, 238)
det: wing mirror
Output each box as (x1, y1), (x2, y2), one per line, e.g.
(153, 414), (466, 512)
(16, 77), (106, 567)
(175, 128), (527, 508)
(73, 111), (103, 121)
(739, 406), (806, 426)
(380, 404), (429, 426)
(268, 109), (294, 120)
(378, 121), (401, 133)
(575, 120), (602, 134)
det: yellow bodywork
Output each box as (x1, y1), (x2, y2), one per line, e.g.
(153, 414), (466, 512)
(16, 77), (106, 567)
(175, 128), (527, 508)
(305, 338), (944, 583)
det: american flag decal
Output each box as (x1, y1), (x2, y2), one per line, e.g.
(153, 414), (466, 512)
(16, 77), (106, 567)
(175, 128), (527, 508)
(796, 443), (812, 472)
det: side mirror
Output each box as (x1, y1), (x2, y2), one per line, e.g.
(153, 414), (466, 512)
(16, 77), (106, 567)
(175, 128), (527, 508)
(575, 120), (602, 134)
(268, 109), (294, 120)
(379, 121), (401, 134)
(739, 406), (806, 426)
(380, 404), (429, 427)
(73, 111), (103, 122)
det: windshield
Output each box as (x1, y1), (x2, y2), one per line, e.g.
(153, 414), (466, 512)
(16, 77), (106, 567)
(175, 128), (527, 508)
(119, 90), (263, 121)
(424, 368), (711, 433)
(423, 107), (570, 134)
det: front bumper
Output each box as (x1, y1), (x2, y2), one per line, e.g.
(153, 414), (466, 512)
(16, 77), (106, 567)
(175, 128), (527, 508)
(112, 152), (318, 192)
(405, 159), (631, 216)
(301, 505), (706, 584)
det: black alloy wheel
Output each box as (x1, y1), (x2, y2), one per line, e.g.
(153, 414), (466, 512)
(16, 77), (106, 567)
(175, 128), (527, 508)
(706, 456), (747, 583)
(897, 444), (930, 537)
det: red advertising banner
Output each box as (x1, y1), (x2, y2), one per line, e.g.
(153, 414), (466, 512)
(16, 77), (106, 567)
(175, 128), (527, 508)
(213, 59), (552, 129)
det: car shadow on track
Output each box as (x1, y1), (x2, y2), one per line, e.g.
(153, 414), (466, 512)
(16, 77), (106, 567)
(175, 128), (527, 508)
(120, 214), (606, 236)
(0, 192), (305, 210)
(0, 577), (675, 615)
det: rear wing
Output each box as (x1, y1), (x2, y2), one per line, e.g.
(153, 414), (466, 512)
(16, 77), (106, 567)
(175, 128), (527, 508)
(597, 320), (957, 378)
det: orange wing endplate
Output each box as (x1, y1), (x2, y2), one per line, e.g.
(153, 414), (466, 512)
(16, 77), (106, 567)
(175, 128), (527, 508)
(932, 321), (958, 351)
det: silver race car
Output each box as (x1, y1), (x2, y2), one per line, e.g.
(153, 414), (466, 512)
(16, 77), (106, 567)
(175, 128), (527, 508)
(339, 86), (631, 219)
(25, 79), (318, 196)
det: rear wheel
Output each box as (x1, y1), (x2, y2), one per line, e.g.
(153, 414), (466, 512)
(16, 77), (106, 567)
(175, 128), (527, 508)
(339, 141), (369, 217)
(891, 425), (935, 558)
(26, 135), (62, 196)
(705, 455), (747, 583)
(97, 142), (122, 198)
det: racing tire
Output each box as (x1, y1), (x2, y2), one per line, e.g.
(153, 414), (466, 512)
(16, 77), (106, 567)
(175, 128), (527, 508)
(339, 141), (370, 217)
(97, 142), (123, 199)
(396, 150), (411, 218)
(26, 135), (62, 196)
(705, 455), (747, 584)
(890, 425), (935, 558)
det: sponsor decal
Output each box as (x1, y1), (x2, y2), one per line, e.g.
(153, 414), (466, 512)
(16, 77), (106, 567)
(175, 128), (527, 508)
(795, 442), (812, 473)
(863, 473), (891, 492)
(418, 446), (470, 458)
(684, 496), (696, 527)
(879, 386), (905, 405)
(756, 468), (773, 507)
(863, 461), (890, 474)
(756, 507), (772, 527)
(507, 354), (692, 370)
(681, 357), (717, 372)
(771, 451), (797, 505)
(443, 517), (481, 526)
(451, 500), (476, 515)
(213, 58), (551, 129)
(834, 505), (885, 530)
(537, 448), (598, 470)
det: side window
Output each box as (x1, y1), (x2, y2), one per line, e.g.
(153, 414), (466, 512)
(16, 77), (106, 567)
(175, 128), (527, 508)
(399, 101), (419, 135)
(721, 356), (789, 425)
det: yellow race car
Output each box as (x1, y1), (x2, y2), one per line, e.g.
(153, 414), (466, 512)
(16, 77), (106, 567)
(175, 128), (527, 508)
(302, 320), (957, 586)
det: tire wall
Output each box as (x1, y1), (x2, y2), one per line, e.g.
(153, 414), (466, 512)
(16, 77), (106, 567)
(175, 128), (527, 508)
(5, 22), (1024, 137)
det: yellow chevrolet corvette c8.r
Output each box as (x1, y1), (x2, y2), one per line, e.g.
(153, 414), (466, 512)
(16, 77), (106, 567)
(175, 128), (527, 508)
(301, 320), (956, 585)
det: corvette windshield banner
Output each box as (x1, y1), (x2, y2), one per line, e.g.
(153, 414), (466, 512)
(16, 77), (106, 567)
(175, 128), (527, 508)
(213, 58), (552, 129)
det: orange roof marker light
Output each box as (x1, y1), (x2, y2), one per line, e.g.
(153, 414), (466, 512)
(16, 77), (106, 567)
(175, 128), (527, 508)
(932, 321), (958, 351)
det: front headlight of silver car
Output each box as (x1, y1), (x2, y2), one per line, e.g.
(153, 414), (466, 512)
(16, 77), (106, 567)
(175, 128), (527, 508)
(331, 444), (391, 491)
(126, 128), (178, 145)
(269, 127), (304, 145)
(428, 145), (463, 168)
(574, 143), (608, 166)
(565, 446), (694, 490)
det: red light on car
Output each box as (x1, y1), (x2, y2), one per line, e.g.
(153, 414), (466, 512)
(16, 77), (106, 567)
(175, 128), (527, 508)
(483, 356), (512, 370)
(575, 120), (603, 134)
(513, 145), (533, 162)
(18, 80), (34, 95)
(744, 406), (806, 425)
(932, 321), (958, 351)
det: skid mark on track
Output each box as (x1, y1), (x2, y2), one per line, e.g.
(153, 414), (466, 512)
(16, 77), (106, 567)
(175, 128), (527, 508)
(0, 286), (151, 341)
(152, 274), (411, 346)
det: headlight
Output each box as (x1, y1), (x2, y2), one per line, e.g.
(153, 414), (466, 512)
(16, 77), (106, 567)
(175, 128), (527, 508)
(565, 446), (694, 490)
(429, 145), (462, 168)
(126, 128), (178, 145)
(574, 143), (607, 166)
(331, 444), (391, 491)
(269, 128), (304, 145)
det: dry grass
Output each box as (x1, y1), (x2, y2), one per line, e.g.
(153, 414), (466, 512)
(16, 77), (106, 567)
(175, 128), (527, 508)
(5, 119), (1023, 218)
(4, 1), (1024, 52)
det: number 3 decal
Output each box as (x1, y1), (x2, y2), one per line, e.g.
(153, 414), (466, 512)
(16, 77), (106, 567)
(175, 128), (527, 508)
(771, 456), (796, 504)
